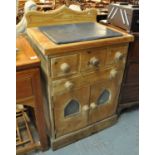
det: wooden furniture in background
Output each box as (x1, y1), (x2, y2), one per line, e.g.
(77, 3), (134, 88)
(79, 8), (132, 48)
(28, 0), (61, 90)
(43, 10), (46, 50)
(26, 6), (133, 150)
(118, 32), (139, 111)
(16, 35), (48, 154)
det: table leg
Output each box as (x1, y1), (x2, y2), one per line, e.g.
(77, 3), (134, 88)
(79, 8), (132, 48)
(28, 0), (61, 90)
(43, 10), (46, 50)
(33, 68), (49, 150)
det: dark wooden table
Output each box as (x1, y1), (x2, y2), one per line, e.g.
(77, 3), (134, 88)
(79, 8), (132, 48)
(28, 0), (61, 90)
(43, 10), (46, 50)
(16, 35), (48, 154)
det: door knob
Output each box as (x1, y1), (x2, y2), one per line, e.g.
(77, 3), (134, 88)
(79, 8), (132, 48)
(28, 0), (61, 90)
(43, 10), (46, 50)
(90, 102), (97, 109)
(64, 81), (74, 90)
(60, 63), (70, 73)
(115, 51), (123, 61)
(109, 69), (117, 79)
(89, 57), (100, 66)
(82, 105), (89, 112)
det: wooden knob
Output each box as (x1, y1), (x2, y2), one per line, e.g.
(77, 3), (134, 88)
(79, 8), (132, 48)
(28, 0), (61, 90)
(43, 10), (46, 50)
(109, 69), (117, 79)
(90, 102), (97, 109)
(115, 52), (123, 61)
(89, 57), (100, 66)
(60, 63), (70, 73)
(82, 105), (89, 112)
(64, 81), (74, 89)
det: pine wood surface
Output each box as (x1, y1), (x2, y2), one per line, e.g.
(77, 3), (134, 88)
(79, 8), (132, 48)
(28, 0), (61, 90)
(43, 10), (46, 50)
(16, 35), (40, 71)
(26, 5), (97, 27)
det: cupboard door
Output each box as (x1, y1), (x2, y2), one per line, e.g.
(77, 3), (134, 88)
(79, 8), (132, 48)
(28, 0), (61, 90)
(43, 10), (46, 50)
(53, 86), (90, 137)
(89, 79), (118, 124)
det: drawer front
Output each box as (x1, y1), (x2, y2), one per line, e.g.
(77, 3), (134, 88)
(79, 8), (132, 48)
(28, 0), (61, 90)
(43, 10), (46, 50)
(105, 45), (128, 66)
(16, 77), (33, 99)
(82, 67), (123, 86)
(80, 47), (107, 72)
(52, 75), (88, 96)
(16, 69), (37, 100)
(51, 54), (79, 78)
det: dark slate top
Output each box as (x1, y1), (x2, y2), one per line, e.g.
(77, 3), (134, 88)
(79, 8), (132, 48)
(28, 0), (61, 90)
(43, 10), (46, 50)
(38, 22), (123, 44)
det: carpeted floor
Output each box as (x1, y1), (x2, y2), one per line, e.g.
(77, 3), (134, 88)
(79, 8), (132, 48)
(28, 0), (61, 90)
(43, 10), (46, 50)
(29, 108), (139, 155)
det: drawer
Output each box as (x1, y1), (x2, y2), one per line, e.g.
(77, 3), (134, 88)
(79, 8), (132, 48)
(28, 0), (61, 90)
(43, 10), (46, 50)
(52, 75), (88, 96)
(16, 77), (33, 99)
(82, 67), (124, 86)
(105, 45), (128, 66)
(51, 54), (79, 78)
(80, 47), (107, 72)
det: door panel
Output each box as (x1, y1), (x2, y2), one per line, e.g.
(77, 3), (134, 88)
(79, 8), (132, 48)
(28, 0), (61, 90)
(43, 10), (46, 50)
(53, 86), (90, 137)
(89, 79), (119, 124)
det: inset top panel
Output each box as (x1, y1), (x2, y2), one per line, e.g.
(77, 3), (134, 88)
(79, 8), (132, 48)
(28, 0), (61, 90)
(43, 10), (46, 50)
(38, 22), (123, 44)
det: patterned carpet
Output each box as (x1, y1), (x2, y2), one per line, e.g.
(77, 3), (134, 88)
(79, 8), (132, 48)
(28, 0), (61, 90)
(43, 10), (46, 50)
(30, 108), (139, 155)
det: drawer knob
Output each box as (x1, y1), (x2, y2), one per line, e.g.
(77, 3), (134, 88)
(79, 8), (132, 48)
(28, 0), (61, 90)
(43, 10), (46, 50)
(109, 69), (117, 79)
(60, 63), (70, 73)
(115, 52), (124, 61)
(82, 105), (89, 112)
(90, 102), (97, 109)
(89, 57), (100, 66)
(64, 81), (74, 90)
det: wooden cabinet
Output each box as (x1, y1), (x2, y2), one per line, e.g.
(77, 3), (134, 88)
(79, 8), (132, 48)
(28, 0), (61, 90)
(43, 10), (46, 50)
(27, 41), (130, 149)
(26, 6), (133, 150)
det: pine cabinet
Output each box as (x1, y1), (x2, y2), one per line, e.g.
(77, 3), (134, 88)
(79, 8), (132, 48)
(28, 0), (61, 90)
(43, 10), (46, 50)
(27, 32), (131, 149)
(26, 6), (133, 150)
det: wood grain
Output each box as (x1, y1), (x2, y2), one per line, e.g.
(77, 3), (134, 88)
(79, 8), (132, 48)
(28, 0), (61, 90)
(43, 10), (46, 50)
(16, 35), (48, 151)
(26, 5), (97, 27)
(16, 35), (40, 70)
(51, 115), (117, 150)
